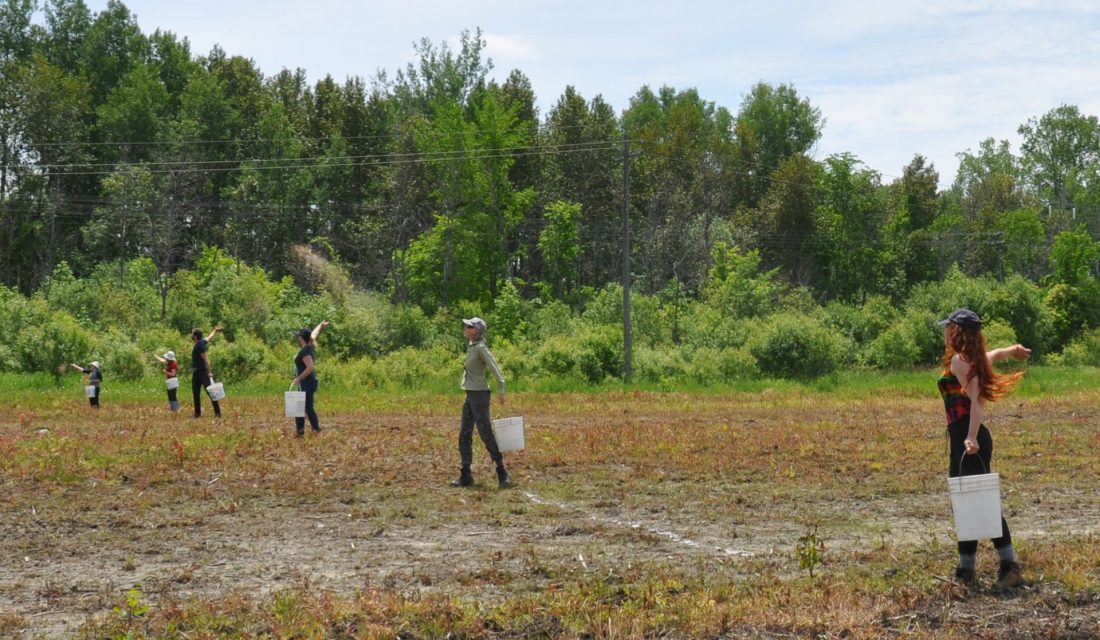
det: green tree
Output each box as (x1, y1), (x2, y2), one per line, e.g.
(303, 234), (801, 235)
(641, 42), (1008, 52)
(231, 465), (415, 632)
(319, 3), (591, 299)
(537, 200), (582, 304)
(732, 82), (823, 207)
(812, 153), (886, 301)
(1019, 104), (1100, 212)
(1049, 228), (1099, 286)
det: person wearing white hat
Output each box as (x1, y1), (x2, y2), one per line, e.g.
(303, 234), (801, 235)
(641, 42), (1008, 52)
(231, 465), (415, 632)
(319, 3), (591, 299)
(69, 360), (102, 408)
(452, 317), (510, 488)
(154, 351), (180, 412)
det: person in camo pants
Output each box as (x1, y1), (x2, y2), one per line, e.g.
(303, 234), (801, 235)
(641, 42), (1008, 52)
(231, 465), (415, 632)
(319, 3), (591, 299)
(451, 317), (511, 489)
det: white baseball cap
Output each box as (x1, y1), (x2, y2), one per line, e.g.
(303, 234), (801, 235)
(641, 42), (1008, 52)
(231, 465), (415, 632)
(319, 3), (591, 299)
(462, 317), (487, 331)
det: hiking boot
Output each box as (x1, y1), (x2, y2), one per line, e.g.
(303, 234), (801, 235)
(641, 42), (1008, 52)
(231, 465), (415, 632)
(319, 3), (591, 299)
(451, 467), (473, 487)
(996, 560), (1022, 588)
(954, 566), (977, 585)
(496, 464), (511, 489)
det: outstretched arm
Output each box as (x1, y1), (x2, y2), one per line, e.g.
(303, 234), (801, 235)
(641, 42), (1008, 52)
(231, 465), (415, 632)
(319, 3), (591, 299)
(69, 363), (85, 372)
(205, 326), (222, 342)
(153, 354), (167, 364)
(311, 320), (330, 342)
(987, 344), (1031, 364)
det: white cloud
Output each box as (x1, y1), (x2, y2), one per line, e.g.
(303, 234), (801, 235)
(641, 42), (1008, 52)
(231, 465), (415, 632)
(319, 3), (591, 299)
(483, 33), (539, 64)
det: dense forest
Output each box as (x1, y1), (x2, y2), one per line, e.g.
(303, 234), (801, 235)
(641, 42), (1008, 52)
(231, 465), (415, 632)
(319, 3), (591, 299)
(3, 1), (1100, 384)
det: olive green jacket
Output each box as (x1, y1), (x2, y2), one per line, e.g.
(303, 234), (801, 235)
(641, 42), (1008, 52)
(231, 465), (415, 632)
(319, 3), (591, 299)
(461, 340), (505, 394)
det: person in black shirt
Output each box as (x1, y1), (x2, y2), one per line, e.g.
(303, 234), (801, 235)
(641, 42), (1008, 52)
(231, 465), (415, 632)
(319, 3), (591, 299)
(291, 320), (328, 436)
(290, 318), (327, 435)
(190, 326), (222, 418)
(70, 360), (102, 408)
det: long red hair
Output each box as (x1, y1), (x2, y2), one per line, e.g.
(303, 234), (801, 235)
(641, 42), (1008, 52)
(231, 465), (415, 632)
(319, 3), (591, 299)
(940, 324), (1023, 401)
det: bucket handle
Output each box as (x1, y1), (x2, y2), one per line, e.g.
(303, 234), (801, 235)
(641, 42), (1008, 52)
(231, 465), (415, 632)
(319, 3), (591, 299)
(958, 451), (991, 475)
(288, 383), (300, 391)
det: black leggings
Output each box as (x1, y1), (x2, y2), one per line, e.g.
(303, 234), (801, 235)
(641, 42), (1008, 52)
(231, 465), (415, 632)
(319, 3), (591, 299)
(191, 369), (221, 417)
(948, 418), (1012, 553)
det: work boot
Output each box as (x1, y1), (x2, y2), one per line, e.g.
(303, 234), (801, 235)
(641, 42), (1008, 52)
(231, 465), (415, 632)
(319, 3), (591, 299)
(496, 464), (511, 489)
(451, 466), (473, 487)
(996, 560), (1022, 588)
(954, 566), (977, 586)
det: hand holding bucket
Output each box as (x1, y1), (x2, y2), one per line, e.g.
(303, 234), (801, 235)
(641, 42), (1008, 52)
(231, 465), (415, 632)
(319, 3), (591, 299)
(285, 383), (306, 418)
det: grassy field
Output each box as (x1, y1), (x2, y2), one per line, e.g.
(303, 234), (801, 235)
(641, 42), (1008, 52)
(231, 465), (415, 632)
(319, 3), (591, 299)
(2, 368), (1099, 639)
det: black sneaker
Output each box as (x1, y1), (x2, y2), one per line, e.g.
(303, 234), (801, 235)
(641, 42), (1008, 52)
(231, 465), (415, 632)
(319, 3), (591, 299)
(996, 560), (1022, 588)
(954, 566), (976, 585)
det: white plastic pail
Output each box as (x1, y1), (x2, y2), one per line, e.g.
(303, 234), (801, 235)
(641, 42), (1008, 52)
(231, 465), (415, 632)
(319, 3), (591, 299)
(492, 416), (525, 452)
(206, 378), (226, 401)
(948, 472), (1002, 540)
(84, 385), (97, 398)
(166, 377), (179, 391)
(285, 385), (306, 418)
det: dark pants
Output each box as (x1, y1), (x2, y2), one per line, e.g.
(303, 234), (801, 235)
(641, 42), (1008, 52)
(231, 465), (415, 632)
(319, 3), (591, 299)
(191, 369), (221, 417)
(948, 417), (1012, 553)
(167, 383), (179, 411)
(459, 390), (502, 467)
(89, 385), (100, 408)
(295, 379), (319, 434)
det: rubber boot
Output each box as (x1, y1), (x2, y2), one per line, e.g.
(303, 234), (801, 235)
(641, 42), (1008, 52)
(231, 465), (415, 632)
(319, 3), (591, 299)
(496, 463), (511, 489)
(451, 466), (473, 487)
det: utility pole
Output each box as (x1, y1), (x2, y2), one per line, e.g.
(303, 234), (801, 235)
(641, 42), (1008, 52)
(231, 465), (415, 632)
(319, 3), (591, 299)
(622, 129), (633, 383)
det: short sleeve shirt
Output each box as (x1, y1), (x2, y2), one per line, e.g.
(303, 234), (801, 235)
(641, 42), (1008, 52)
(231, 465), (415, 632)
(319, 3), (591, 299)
(191, 339), (208, 370)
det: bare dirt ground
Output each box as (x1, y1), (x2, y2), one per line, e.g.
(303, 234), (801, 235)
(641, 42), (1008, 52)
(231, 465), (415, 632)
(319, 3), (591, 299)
(2, 391), (1099, 637)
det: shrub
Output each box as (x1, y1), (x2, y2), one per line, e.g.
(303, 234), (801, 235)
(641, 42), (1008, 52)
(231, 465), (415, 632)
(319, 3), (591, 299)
(527, 299), (575, 342)
(988, 275), (1053, 358)
(679, 303), (752, 350)
(215, 334), (272, 383)
(488, 281), (531, 342)
(819, 296), (898, 347)
(372, 346), (457, 390)
(689, 347), (724, 384)
(1060, 328), (1100, 366)
(865, 325), (921, 369)
(382, 304), (434, 352)
(576, 325), (623, 383)
(101, 332), (149, 380)
(633, 346), (687, 383)
(535, 335), (577, 378)
(748, 314), (847, 379)
(718, 346), (759, 380)
(582, 284), (668, 347)
(18, 313), (96, 383)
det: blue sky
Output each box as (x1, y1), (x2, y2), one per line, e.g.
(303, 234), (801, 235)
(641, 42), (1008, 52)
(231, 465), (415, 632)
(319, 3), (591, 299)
(84, 0), (1100, 186)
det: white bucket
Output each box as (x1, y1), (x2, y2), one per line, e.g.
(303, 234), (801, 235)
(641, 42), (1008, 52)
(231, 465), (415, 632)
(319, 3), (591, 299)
(206, 378), (226, 402)
(948, 471), (1002, 540)
(285, 385), (306, 418)
(84, 385), (97, 398)
(492, 416), (525, 452)
(166, 377), (180, 391)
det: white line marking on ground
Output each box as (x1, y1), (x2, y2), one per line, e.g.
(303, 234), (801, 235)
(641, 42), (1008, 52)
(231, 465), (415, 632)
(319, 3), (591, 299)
(523, 490), (754, 558)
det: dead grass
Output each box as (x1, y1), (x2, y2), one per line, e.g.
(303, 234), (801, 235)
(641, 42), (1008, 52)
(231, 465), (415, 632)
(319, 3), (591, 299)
(1, 385), (1098, 638)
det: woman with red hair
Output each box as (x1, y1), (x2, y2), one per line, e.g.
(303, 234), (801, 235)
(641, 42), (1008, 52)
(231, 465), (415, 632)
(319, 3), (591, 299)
(937, 308), (1031, 588)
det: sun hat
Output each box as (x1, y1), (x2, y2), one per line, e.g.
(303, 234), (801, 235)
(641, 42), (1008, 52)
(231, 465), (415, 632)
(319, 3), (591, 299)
(163, 351), (176, 361)
(937, 308), (982, 330)
(89, 361), (101, 369)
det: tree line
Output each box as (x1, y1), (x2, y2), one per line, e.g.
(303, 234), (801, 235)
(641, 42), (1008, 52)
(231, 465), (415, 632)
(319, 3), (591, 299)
(3, 1), (1100, 345)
